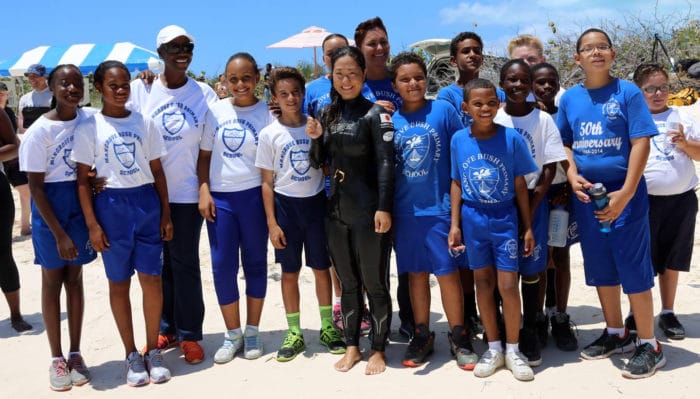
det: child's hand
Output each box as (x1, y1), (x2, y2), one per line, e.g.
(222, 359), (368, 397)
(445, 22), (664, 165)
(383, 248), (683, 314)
(595, 189), (632, 224)
(374, 211), (391, 233)
(570, 176), (592, 203)
(56, 232), (78, 261)
(374, 100), (395, 114)
(87, 169), (106, 194)
(669, 124), (686, 150)
(447, 226), (466, 253)
(549, 184), (570, 207)
(89, 225), (110, 252)
(161, 217), (174, 241)
(521, 228), (535, 257)
(268, 224), (287, 249)
(198, 191), (216, 222)
(268, 100), (281, 118)
(306, 116), (322, 139)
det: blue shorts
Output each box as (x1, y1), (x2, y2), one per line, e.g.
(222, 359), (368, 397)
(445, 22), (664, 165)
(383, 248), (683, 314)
(274, 191), (330, 273)
(394, 214), (467, 276)
(574, 180), (654, 294)
(207, 187), (268, 305)
(461, 203), (519, 272)
(547, 183), (580, 246)
(518, 195), (548, 276)
(94, 185), (163, 283)
(31, 181), (97, 269)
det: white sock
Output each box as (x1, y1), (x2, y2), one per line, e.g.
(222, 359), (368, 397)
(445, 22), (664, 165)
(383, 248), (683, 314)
(226, 328), (243, 340)
(545, 306), (556, 317)
(68, 351), (81, 358)
(52, 356), (65, 362)
(607, 327), (626, 337)
(627, 311), (634, 318)
(488, 341), (503, 352)
(505, 343), (519, 354)
(639, 338), (659, 351)
(245, 325), (258, 336)
(334, 297), (341, 306)
(660, 309), (674, 315)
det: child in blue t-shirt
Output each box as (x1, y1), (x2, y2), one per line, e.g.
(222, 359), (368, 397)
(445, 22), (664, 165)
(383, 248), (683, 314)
(557, 28), (663, 379)
(389, 52), (477, 370)
(448, 78), (538, 381)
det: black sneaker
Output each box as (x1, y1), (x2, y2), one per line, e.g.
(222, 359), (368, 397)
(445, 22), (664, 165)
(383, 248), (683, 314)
(621, 342), (666, 379)
(534, 312), (549, 348)
(465, 315), (484, 337)
(402, 324), (434, 367)
(658, 313), (685, 340)
(580, 329), (635, 360)
(448, 325), (478, 370)
(519, 327), (542, 366)
(398, 321), (415, 341)
(550, 312), (578, 351)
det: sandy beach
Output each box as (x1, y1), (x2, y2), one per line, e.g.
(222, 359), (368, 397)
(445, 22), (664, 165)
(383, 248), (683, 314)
(2, 103), (700, 399)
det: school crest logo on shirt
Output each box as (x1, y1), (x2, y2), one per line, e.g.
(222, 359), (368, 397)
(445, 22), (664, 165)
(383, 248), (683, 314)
(62, 148), (76, 172)
(113, 142), (136, 169)
(162, 110), (185, 135)
(652, 133), (676, 157)
(222, 127), (246, 153)
(290, 150), (310, 175)
(404, 134), (429, 170)
(602, 97), (621, 121)
(469, 166), (499, 196)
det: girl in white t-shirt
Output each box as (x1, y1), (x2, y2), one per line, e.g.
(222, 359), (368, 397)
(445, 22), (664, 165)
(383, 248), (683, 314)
(198, 53), (274, 364)
(255, 67), (345, 362)
(19, 64), (97, 391)
(631, 62), (700, 341)
(72, 61), (173, 387)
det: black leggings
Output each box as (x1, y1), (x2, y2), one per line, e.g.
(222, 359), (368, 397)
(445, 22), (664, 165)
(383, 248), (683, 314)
(0, 172), (20, 293)
(326, 216), (392, 351)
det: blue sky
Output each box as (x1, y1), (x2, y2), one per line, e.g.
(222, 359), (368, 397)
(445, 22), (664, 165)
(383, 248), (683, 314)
(2, 0), (696, 77)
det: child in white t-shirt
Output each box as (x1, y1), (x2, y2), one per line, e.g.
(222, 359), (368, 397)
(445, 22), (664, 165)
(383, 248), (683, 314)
(255, 66), (345, 362)
(72, 61), (173, 387)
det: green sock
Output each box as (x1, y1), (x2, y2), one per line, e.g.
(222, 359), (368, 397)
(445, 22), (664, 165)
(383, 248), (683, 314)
(319, 305), (333, 329)
(286, 312), (301, 334)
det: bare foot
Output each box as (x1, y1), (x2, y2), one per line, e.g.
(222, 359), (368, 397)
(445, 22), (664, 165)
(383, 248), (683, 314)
(365, 350), (386, 375)
(334, 346), (362, 372)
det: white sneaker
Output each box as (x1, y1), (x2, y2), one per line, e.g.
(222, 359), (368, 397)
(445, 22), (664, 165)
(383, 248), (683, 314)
(145, 349), (171, 384)
(214, 333), (243, 364)
(244, 330), (263, 360)
(473, 349), (505, 378)
(125, 351), (149, 387)
(505, 351), (534, 381)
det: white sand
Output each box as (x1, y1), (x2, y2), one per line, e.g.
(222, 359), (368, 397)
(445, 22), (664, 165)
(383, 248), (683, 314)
(2, 106), (700, 398)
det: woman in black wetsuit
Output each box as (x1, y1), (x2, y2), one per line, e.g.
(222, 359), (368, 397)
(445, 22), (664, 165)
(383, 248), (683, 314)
(306, 46), (394, 375)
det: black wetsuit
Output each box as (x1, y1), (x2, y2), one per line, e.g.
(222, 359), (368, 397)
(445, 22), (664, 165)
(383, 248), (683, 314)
(311, 96), (394, 351)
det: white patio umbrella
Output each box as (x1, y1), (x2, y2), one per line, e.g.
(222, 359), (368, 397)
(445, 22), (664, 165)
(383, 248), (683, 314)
(266, 26), (350, 76)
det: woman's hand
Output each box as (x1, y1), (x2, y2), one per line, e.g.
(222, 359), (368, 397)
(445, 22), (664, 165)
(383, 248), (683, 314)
(306, 116), (322, 139)
(374, 210), (391, 233)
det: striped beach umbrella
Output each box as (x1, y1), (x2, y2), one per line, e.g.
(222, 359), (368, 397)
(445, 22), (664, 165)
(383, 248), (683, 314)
(0, 42), (161, 77)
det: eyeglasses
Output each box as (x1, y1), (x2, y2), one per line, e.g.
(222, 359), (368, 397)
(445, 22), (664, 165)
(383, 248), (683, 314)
(162, 42), (194, 54)
(578, 44), (611, 54)
(641, 84), (671, 94)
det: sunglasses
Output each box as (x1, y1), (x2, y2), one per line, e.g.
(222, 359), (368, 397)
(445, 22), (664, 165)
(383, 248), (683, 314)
(162, 42), (194, 54)
(642, 84), (671, 94)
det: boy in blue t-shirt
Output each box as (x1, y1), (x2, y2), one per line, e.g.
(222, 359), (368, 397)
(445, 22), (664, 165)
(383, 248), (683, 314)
(448, 78), (538, 381)
(557, 28), (663, 379)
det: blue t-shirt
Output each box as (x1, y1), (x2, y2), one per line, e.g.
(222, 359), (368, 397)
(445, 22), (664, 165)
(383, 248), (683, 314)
(450, 125), (537, 206)
(393, 100), (464, 217)
(557, 78), (658, 184)
(303, 76), (382, 117)
(437, 83), (506, 126)
(364, 77), (402, 111)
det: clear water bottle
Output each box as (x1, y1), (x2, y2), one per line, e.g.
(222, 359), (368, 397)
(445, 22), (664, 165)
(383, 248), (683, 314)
(666, 108), (681, 132)
(548, 206), (569, 247)
(588, 183), (611, 233)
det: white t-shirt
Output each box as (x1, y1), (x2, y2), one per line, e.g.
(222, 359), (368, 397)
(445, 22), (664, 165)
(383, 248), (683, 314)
(255, 119), (324, 198)
(18, 87), (52, 111)
(128, 77), (218, 203)
(200, 100), (274, 192)
(548, 110), (569, 185)
(495, 108), (567, 189)
(72, 111), (166, 188)
(644, 107), (699, 195)
(19, 108), (97, 182)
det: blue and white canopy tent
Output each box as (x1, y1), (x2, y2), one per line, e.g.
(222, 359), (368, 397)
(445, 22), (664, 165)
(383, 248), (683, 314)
(0, 42), (161, 77)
